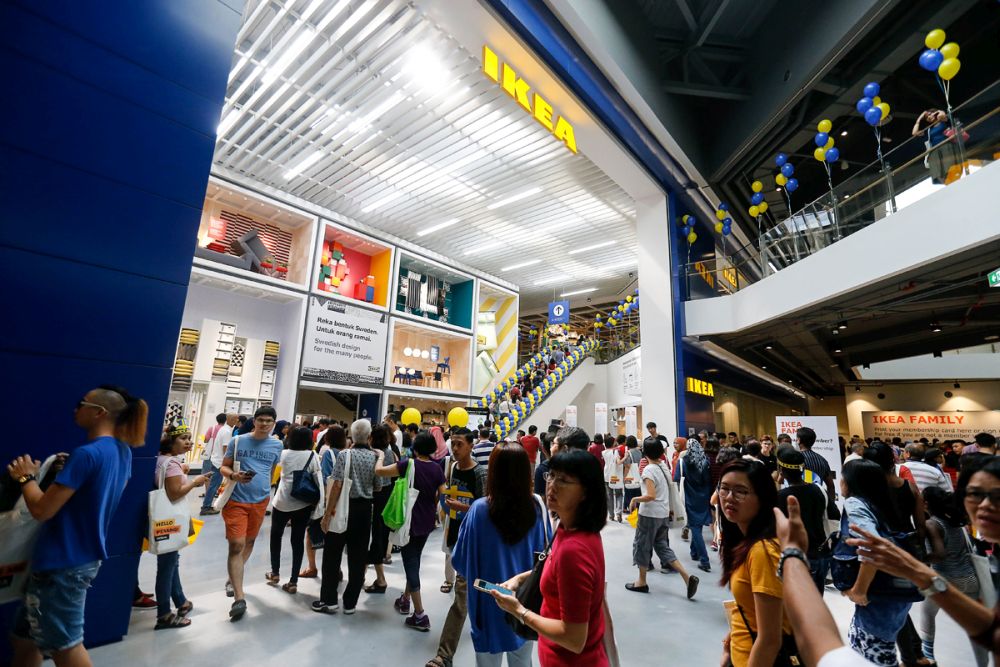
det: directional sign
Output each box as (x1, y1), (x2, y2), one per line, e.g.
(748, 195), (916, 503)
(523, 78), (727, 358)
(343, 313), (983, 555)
(548, 300), (570, 325)
(989, 267), (1000, 288)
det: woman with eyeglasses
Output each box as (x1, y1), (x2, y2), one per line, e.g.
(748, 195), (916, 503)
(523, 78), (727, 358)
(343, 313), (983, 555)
(489, 449), (608, 666)
(718, 459), (793, 667)
(846, 456), (1000, 664)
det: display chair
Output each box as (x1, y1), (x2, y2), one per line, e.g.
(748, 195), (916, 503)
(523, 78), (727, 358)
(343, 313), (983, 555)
(431, 371), (442, 388)
(436, 357), (451, 374)
(413, 370), (424, 385)
(393, 366), (406, 383)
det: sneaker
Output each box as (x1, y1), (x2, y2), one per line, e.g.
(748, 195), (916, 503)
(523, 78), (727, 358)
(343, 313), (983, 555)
(342, 607), (356, 615)
(394, 594), (411, 615)
(405, 613), (431, 632)
(710, 540), (719, 552)
(229, 599), (247, 621)
(200, 507), (220, 516)
(311, 601), (338, 614)
(132, 594), (157, 609)
(225, 581), (234, 598)
(698, 563), (712, 573)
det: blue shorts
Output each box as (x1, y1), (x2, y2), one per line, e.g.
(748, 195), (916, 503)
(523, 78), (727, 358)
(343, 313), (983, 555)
(12, 561), (101, 654)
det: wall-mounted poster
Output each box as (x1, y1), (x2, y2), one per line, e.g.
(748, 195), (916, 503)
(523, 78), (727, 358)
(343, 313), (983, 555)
(301, 297), (388, 387)
(622, 352), (641, 396)
(595, 403), (608, 436)
(861, 410), (1000, 442)
(565, 405), (577, 427)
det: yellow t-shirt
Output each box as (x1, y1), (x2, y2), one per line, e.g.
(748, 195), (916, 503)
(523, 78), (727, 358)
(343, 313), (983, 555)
(728, 539), (793, 667)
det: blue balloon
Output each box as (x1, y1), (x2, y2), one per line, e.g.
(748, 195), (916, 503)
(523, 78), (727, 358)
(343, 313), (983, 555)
(780, 163), (794, 178)
(775, 152), (788, 167)
(751, 192), (764, 205)
(722, 226), (731, 237)
(719, 202), (728, 211)
(863, 82), (880, 99)
(864, 106), (883, 126)
(785, 178), (799, 193)
(919, 49), (943, 72)
(814, 132), (829, 148)
(825, 147), (840, 163)
(723, 217), (733, 226)
(856, 97), (873, 114)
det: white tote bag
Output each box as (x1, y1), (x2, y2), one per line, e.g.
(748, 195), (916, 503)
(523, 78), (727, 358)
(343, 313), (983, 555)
(329, 450), (353, 534)
(212, 436), (241, 512)
(964, 529), (998, 609)
(389, 458), (417, 548)
(148, 460), (192, 555)
(0, 456), (56, 604)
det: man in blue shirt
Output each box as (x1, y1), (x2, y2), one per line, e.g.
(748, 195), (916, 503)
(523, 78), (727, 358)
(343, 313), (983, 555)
(219, 406), (282, 621)
(7, 385), (147, 667)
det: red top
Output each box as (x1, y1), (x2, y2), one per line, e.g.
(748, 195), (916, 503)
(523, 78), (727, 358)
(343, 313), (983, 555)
(587, 443), (604, 460)
(521, 435), (541, 462)
(538, 527), (607, 667)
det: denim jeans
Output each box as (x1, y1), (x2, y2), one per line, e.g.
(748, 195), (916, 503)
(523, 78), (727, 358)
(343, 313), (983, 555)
(689, 524), (710, 567)
(401, 532), (430, 592)
(809, 555), (831, 594)
(475, 642), (533, 667)
(155, 551), (187, 617)
(13, 561), (101, 653)
(201, 459), (224, 509)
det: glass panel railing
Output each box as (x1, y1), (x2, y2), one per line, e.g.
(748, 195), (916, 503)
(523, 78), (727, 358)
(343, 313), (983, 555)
(684, 80), (1000, 297)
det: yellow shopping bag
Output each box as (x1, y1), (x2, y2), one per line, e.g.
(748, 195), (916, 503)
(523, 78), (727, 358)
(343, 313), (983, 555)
(626, 508), (638, 528)
(188, 518), (204, 545)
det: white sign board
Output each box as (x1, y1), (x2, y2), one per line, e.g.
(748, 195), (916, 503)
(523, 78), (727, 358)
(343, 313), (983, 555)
(595, 403), (608, 436)
(622, 352), (641, 396)
(625, 406), (637, 438)
(861, 410), (1000, 442)
(301, 297), (388, 387)
(564, 405), (577, 427)
(776, 416), (842, 483)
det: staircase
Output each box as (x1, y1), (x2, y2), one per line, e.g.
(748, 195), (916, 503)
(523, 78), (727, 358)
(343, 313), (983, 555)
(474, 339), (599, 439)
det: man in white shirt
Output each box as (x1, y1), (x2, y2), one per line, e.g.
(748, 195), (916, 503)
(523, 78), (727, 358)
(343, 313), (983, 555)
(201, 412), (237, 515)
(384, 413), (404, 450)
(843, 442), (865, 464)
(900, 444), (953, 492)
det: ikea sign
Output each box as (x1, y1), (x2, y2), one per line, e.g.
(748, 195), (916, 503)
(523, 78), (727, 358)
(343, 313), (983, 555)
(482, 45), (577, 154)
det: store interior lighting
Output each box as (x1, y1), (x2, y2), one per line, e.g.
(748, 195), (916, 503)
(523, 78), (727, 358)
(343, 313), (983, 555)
(501, 259), (541, 272)
(417, 219), (459, 236)
(486, 187), (542, 210)
(560, 287), (598, 297)
(567, 240), (616, 255)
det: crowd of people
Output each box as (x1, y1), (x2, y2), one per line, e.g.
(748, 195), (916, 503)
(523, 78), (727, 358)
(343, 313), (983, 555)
(6, 385), (1000, 666)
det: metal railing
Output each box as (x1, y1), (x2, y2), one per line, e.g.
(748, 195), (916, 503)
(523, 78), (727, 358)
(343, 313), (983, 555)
(683, 80), (1000, 300)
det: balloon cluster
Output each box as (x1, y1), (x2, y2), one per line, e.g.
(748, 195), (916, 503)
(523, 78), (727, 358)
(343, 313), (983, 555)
(774, 153), (799, 193)
(812, 119), (840, 164)
(595, 288), (639, 329)
(474, 339), (600, 439)
(856, 81), (890, 127)
(748, 181), (768, 219)
(713, 203), (733, 236)
(678, 213), (697, 244)
(918, 29), (961, 82)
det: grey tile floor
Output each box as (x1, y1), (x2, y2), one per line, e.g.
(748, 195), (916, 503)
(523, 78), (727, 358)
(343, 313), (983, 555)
(91, 500), (983, 666)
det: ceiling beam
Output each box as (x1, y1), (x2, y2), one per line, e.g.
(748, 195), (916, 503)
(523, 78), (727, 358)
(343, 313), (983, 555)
(672, 0), (698, 32)
(693, 0), (731, 48)
(662, 80), (750, 100)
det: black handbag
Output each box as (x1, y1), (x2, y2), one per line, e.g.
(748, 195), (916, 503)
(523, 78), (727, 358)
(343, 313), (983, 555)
(735, 602), (802, 667)
(503, 542), (550, 640)
(290, 452), (321, 504)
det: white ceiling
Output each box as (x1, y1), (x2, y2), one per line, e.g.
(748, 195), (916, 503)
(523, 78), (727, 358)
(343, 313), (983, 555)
(213, 0), (640, 309)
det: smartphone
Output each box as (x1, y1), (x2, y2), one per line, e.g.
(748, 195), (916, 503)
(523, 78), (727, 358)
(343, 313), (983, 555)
(245, 470), (257, 478)
(472, 579), (512, 596)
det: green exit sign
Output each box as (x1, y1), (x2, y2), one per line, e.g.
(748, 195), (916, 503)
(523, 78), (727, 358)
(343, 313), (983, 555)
(990, 268), (1000, 288)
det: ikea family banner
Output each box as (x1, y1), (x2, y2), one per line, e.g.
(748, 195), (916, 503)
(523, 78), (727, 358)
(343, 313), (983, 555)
(776, 416), (842, 482)
(301, 297), (388, 387)
(595, 403), (608, 436)
(861, 410), (1000, 442)
(565, 405), (577, 427)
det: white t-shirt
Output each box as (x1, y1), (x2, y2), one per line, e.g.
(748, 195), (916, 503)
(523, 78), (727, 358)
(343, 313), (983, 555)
(272, 449), (321, 512)
(639, 461), (671, 518)
(209, 425), (234, 468)
(817, 646), (873, 667)
(602, 449), (624, 489)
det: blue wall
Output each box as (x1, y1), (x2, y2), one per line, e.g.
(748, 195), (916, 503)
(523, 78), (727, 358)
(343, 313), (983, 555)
(0, 0), (243, 654)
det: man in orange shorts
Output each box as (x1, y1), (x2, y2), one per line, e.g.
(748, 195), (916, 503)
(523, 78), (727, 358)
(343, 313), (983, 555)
(219, 406), (282, 621)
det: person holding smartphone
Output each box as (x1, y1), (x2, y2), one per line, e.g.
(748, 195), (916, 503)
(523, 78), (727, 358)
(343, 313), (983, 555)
(219, 406), (282, 621)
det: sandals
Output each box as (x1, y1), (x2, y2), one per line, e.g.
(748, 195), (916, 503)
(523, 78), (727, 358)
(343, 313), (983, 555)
(281, 582), (297, 594)
(265, 572), (280, 586)
(298, 568), (318, 579)
(155, 613), (191, 630)
(440, 581), (454, 594)
(177, 600), (194, 617)
(364, 582), (388, 594)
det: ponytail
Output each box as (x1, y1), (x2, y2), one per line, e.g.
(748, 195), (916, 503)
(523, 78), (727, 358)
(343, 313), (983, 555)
(98, 384), (149, 447)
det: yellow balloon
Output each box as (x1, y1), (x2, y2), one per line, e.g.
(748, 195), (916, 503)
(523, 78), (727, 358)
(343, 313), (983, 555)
(938, 58), (961, 81)
(715, 209), (726, 220)
(626, 295), (633, 302)
(824, 138), (834, 150)
(748, 205), (759, 217)
(925, 29), (946, 50)
(401, 407), (421, 425)
(687, 231), (697, 244)
(876, 102), (890, 119)
(814, 147), (827, 161)
(775, 173), (788, 186)
(872, 96), (881, 106)
(714, 221), (724, 233)
(758, 201), (768, 213)
(751, 181), (763, 193)
(940, 42), (960, 60)
(817, 119), (832, 133)
(447, 407), (469, 427)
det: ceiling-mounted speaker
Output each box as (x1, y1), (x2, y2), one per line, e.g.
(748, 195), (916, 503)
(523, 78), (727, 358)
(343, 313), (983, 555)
(877, 393), (886, 400)
(944, 391), (954, 398)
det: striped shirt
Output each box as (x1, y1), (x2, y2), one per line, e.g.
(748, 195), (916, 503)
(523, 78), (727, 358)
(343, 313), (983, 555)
(472, 440), (495, 467)
(900, 460), (953, 493)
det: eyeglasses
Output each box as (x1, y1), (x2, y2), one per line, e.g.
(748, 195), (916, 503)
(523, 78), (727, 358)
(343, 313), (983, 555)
(542, 472), (579, 489)
(718, 485), (754, 502)
(965, 489), (1000, 506)
(76, 399), (106, 412)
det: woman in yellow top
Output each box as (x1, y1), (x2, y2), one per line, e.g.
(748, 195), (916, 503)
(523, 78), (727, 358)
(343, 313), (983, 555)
(718, 458), (794, 667)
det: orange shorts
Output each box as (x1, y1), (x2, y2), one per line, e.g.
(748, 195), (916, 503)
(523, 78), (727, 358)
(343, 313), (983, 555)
(222, 498), (269, 541)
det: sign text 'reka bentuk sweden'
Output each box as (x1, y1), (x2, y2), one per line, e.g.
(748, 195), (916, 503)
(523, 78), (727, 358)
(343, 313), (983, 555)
(482, 45), (577, 154)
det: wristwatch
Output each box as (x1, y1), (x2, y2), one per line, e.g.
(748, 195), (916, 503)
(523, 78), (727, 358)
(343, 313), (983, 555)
(919, 575), (948, 598)
(777, 547), (809, 580)
(17, 474), (36, 485)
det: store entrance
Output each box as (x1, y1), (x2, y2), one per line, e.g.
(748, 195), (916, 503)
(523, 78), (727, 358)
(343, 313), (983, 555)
(295, 387), (381, 425)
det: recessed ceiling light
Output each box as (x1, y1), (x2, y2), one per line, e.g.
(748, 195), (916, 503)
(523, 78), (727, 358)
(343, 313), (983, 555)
(838, 320), (848, 329)
(560, 287), (598, 297)
(931, 323), (942, 333)
(765, 344), (773, 350)
(486, 187), (542, 210)
(986, 335), (1000, 341)
(840, 130), (848, 136)
(416, 219), (459, 236)
(776, 187), (782, 192)
(568, 240), (616, 255)
(833, 348), (842, 353)
(501, 259), (541, 272)
(761, 365), (767, 369)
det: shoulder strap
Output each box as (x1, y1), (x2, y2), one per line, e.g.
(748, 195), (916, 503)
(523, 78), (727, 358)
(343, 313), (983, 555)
(303, 451), (315, 471)
(343, 449), (352, 483)
(735, 602), (757, 642)
(735, 539), (780, 644)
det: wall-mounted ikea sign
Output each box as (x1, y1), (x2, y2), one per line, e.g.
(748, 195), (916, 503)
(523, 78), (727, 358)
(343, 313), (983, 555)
(686, 377), (715, 397)
(482, 45), (577, 154)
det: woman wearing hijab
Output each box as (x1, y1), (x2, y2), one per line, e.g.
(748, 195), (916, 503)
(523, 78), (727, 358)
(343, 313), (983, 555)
(273, 420), (290, 444)
(429, 426), (449, 466)
(675, 438), (713, 572)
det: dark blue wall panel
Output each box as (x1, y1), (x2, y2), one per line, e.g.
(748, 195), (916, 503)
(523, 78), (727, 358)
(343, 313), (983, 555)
(0, 0), (243, 657)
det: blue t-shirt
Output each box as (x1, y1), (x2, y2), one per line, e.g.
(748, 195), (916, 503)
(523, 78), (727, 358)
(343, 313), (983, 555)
(33, 436), (132, 571)
(225, 434), (282, 504)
